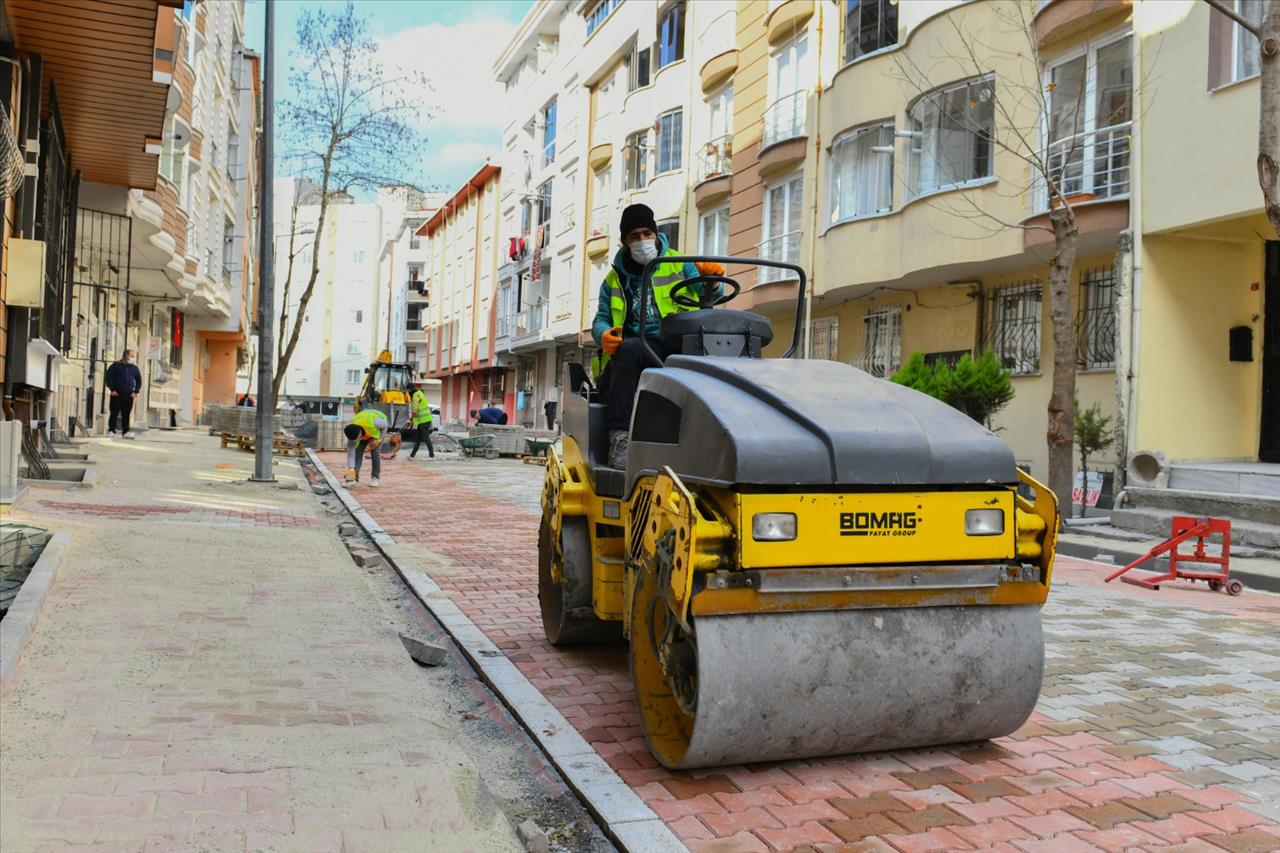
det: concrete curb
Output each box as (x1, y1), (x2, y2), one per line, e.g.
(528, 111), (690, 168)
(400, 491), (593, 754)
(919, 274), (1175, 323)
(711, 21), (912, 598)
(306, 451), (684, 853)
(1, 532), (70, 691)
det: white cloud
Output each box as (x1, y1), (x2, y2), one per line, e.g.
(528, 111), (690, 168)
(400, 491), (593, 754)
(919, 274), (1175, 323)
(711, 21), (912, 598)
(377, 14), (517, 134)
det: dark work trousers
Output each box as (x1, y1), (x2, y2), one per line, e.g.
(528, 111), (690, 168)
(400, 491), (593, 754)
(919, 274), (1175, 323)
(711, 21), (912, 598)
(410, 423), (434, 458)
(346, 437), (381, 480)
(544, 402), (557, 431)
(601, 337), (668, 433)
(108, 394), (134, 432)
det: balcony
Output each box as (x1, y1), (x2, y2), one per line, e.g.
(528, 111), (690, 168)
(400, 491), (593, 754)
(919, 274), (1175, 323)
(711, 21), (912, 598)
(1026, 121), (1131, 253)
(587, 206), (613, 258)
(695, 134), (734, 208)
(762, 91), (807, 150)
(407, 279), (428, 302)
(512, 300), (550, 349)
(758, 231), (801, 284)
(1034, 0), (1130, 48)
(699, 11), (738, 93)
(589, 114), (614, 172)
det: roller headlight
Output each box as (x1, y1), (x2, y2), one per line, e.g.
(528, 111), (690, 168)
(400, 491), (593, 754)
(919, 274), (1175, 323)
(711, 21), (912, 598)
(752, 512), (797, 541)
(965, 508), (1005, 536)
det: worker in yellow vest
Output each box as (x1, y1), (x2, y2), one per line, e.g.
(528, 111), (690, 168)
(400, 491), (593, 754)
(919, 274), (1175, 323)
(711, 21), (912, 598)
(591, 203), (723, 468)
(344, 405), (388, 486)
(408, 383), (434, 459)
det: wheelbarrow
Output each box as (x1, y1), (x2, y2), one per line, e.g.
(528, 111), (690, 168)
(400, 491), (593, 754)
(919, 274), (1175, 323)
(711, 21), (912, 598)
(457, 433), (498, 460)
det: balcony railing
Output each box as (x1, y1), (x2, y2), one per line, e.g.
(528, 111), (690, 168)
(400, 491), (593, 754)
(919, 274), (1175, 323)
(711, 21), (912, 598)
(697, 134), (733, 183)
(496, 311), (513, 339)
(757, 230), (801, 283)
(514, 300), (549, 339)
(762, 91), (807, 148)
(407, 278), (426, 295)
(1042, 121), (1132, 210)
(589, 205), (613, 239)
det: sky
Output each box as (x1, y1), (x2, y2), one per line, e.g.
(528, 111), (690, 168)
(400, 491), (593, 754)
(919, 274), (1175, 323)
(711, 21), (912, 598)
(244, 0), (535, 193)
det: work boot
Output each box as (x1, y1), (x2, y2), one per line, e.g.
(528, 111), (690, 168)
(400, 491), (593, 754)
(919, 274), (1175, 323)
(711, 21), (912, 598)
(344, 468), (357, 484)
(370, 477), (380, 488)
(608, 431), (629, 469)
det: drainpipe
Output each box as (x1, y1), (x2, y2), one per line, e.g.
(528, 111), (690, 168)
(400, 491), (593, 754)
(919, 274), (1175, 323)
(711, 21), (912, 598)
(802, 1), (824, 358)
(1122, 29), (1145, 489)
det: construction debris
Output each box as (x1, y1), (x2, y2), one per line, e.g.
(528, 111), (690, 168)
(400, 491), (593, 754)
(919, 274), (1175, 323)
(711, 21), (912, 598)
(516, 819), (549, 853)
(399, 633), (447, 667)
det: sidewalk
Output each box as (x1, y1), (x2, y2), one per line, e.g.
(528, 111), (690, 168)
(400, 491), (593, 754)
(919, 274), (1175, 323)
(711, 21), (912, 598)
(0, 432), (591, 852)
(324, 450), (1280, 853)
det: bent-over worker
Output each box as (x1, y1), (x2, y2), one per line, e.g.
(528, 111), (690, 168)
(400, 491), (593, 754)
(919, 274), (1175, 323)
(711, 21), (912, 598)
(344, 406), (387, 487)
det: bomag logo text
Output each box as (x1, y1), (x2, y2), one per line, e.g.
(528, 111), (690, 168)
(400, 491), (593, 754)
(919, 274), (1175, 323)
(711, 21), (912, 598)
(839, 511), (919, 537)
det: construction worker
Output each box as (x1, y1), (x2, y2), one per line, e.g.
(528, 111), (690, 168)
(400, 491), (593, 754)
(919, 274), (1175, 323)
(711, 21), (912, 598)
(592, 203), (724, 469)
(408, 383), (434, 459)
(344, 405), (387, 487)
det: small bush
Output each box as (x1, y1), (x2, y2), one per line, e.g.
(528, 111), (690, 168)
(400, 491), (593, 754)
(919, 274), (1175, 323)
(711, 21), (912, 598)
(890, 349), (1014, 428)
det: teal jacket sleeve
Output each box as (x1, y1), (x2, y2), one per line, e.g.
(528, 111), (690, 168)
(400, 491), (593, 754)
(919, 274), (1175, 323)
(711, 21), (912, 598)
(591, 278), (615, 345)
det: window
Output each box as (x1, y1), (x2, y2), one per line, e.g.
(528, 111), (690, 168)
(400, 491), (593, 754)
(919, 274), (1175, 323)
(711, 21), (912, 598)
(907, 76), (994, 198)
(347, 342), (361, 355)
(844, 0), (898, 63)
(657, 220), (680, 251)
(586, 0), (619, 38)
(828, 123), (894, 223)
(628, 44), (652, 91)
(625, 131), (649, 189)
(1078, 267), (1116, 370)
(408, 304), (424, 330)
(354, 310), (363, 323)
(988, 282), (1042, 376)
(1045, 36), (1132, 203)
(765, 35), (809, 146)
(655, 109), (683, 173)
(536, 179), (553, 226)
(409, 235), (421, 250)
(658, 3), (685, 69)
(852, 307), (901, 376)
(761, 174), (803, 281)
(1233, 0), (1262, 81)
(701, 86), (734, 180)
(353, 250), (366, 264)
(346, 369), (361, 384)
(542, 98), (557, 166)
(810, 316), (839, 361)
(699, 206), (730, 257)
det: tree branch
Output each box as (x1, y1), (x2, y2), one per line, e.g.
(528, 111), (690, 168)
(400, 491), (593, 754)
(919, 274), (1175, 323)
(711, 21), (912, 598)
(1203, 0), (1261, 38)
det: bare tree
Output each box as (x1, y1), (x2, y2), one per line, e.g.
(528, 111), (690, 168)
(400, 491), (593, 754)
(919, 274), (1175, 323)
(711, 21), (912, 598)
(891, 2), (1133, 514)
(1203, 0), (1280, 237)
(274, 2), (429, 399)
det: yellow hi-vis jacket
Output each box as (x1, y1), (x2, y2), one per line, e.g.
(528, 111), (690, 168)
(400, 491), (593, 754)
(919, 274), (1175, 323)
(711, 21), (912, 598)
(591, 250), (699, 378)
(410, 390), (433, 426)
(352, 408), (387, 441)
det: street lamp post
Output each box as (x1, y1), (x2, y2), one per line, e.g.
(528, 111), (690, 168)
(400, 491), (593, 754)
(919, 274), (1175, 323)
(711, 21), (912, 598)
(251, 0), (276, 482)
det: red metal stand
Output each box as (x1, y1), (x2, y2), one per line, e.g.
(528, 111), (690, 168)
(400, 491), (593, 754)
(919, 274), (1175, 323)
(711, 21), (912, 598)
(1104, 516), (1242, 595)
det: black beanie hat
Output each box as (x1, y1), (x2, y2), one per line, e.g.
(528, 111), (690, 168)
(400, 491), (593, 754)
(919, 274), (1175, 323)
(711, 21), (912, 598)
(619, 203), (658, 240)
(343, 423), (362, 441)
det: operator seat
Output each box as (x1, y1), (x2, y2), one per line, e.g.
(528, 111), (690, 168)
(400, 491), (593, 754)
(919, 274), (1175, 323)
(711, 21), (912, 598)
(660, 309), (774, 358)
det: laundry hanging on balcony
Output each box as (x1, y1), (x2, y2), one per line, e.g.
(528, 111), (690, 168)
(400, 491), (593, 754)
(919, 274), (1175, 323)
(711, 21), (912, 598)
(508, 236), (526, 260)
(531, 224), (545, 282)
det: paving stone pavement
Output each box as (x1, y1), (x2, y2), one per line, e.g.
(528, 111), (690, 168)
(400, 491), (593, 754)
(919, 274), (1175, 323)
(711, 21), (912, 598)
(0, 434), (604, 853)
(331, 451), (1280, 853)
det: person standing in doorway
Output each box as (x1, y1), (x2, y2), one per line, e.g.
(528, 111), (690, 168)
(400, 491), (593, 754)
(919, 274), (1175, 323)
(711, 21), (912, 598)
(105, 349), (142, 437)
(409, 383), (434, 459)
(344, 405), (387, 487)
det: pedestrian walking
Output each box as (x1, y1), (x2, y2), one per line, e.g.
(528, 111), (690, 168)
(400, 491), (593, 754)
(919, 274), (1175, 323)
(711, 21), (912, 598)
(409, 383), (434, 459)
(104, 349), (142, 437)
(344, 405), (387, 487)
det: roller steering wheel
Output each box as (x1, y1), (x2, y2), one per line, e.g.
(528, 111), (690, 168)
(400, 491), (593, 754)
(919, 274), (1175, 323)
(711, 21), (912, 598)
(669, 276), (741, 310)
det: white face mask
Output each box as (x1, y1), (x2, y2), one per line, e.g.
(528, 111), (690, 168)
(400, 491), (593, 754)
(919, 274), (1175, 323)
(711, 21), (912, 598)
(629, 238), (658, 265)
(125, 356), (135, 364)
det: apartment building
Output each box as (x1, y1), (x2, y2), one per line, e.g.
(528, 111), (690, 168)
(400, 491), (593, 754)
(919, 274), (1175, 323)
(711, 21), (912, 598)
(375, 187), (446, 408)
(271, 178), (387, 402)
(68, 0), (259, 429)
(0, 0), (217, 458)
(418, 165), (503, 423)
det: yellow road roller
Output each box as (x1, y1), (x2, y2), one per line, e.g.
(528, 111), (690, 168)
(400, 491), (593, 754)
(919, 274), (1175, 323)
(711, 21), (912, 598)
(539, 255), (1058, 770)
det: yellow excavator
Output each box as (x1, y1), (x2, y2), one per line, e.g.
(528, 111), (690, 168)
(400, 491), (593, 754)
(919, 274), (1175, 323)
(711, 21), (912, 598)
(358, 350), (414, 457)
(539, 255), (1059, 769)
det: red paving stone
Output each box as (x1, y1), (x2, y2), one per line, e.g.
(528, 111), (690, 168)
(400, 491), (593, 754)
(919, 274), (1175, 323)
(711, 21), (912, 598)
(324, 454), (1280, 852)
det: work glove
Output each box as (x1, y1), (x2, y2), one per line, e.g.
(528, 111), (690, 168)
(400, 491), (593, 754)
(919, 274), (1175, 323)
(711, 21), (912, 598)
(694, 261), (726, 277)
(602, 326), (623, 356)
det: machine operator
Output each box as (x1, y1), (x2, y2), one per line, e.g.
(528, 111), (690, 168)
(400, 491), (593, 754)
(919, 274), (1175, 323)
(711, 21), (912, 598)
(591, 203), (724, 469)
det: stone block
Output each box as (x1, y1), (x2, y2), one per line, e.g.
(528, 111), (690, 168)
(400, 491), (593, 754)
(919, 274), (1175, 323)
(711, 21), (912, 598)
(399, 634), (446, 667)
(515, 819), (549, 853)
